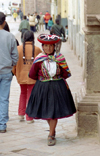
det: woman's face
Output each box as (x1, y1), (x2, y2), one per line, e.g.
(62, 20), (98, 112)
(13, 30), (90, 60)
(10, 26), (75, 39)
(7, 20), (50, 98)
(42, 44), (55, 55)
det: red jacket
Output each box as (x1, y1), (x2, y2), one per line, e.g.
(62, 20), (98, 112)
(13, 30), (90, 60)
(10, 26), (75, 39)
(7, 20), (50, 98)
(29, 61), (70, 81)
(44, 12), (51, 23)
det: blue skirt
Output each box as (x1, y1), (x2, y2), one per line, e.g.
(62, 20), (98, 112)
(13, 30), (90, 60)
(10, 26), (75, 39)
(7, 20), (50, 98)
(26, 79), (76, 119)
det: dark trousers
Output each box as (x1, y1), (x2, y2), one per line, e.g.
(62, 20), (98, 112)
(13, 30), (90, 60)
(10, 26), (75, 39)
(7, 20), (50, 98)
(30, 26), (36, 32)
(45, 23), (48, 30)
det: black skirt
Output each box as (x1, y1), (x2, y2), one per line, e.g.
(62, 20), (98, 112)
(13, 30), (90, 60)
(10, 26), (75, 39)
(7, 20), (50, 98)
(26, 79), (76, 119)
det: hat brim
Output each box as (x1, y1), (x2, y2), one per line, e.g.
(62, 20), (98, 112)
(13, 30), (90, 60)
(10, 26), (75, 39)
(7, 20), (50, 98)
(37, 34), (60, 44)
(37, 38), (60, 44)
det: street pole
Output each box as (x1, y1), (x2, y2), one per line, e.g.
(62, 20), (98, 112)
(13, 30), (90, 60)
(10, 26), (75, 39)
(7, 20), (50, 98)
(23, 0), (25, 15)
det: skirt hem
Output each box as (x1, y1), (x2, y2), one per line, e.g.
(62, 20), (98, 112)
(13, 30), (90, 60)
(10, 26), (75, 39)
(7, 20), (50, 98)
(26, 111), (76, 120)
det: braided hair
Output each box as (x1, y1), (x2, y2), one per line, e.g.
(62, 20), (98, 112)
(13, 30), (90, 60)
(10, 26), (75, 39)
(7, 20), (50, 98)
(23, 30), (34, 64)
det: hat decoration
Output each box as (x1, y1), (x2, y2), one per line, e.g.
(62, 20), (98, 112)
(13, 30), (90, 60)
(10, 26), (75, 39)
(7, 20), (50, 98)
(37, 34), (60, 44)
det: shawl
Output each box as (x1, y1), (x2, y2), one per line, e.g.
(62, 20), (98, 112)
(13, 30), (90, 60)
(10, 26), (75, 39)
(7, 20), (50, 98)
(33, 52), (71, 77)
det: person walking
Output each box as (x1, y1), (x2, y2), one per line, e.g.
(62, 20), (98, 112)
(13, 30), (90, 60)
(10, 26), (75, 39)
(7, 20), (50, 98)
(47, 17), (54, 31)
(44, 11), (51, 30)
(18, 15), (30, 42)
(19, 10), (23, 21)
(0, 12), (18, 133)
(35, 12), (40, 32)
(27, 13), (30, 21)
(13, 10), (18, 22)
(26, 34), (76, 145)
(29, 14), (37, 32)
(65, 25), (68, 39)
(50, 18), (66, 53)
(56, 14), (61, 24)
(12, 30), (42, 123)
(39, 12), (44, 31)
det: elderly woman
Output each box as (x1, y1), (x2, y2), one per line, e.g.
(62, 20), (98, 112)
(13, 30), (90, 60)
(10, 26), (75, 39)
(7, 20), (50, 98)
(26, 34), (76, 146)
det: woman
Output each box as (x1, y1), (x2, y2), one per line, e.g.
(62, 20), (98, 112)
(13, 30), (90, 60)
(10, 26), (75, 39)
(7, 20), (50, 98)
(12, 30), (42, 123)
(26, 34), (76, 145)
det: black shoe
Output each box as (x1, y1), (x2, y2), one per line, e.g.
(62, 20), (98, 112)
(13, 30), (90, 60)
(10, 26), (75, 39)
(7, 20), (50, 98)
(0, 129), (6, 133)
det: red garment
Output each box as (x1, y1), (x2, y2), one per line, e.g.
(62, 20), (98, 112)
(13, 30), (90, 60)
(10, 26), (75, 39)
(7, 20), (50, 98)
(18, 84), (35, 121)
(44, 12), (51, 23)
(29, 61), (70, 81)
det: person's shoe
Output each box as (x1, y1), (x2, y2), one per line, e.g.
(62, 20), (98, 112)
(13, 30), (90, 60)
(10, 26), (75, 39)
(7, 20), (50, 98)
(0, 129), (6, 133)
(27, 120), (34, 124)
(48, 136), (56, 146)
(18, 115), (24, 121)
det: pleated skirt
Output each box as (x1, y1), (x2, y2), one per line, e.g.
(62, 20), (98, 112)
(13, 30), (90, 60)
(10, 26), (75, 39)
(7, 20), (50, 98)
(26, 79), (76, 119)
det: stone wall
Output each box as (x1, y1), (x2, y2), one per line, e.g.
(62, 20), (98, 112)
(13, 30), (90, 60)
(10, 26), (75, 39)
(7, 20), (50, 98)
(36, 0), (51, 15)
(21, 0), (51, 15)
(77, 0), (100, 138)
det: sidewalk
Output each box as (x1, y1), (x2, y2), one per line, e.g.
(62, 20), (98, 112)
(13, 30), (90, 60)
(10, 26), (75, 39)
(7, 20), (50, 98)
(0, 26), (100, 156)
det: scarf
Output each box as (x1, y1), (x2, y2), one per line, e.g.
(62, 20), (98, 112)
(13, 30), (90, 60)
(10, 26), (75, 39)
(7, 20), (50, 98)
(33, 52), (71, 77)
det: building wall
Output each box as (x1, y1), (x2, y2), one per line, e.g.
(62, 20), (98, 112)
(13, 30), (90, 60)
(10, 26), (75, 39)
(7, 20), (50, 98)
(61, 0), (68, 18)
(57, 0), (61, 15)
(21, 0), (51, 15)
(68, 0), (85, 68)
(51, 0), (57, 22)
(36, 0), (51, 15)
(60, 0), (68, 27)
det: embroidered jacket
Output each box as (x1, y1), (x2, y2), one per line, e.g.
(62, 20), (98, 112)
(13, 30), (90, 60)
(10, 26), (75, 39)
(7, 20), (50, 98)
(29, 52), (71, 82)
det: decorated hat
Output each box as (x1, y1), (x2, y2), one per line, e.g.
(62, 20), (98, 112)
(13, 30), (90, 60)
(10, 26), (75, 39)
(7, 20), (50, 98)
(37, 34), (60, 44)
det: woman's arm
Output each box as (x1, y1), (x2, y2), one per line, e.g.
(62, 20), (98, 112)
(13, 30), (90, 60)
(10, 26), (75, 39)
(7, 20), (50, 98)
(29, 62), (39, 80)
(60, 66), (71, 79)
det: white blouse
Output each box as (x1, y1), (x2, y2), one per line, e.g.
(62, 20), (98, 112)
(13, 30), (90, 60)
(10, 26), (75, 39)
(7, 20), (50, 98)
(44, 60), (57, 78)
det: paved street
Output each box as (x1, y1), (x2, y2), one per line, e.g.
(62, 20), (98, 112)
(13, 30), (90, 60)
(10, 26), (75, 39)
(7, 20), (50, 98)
(0, 17), (100, 156)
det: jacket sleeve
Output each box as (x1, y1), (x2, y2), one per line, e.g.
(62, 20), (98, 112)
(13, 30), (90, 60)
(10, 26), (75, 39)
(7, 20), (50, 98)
(29, 62), (39, 80)
(60, 66), (71, 79)
(11, 36), (19, 66)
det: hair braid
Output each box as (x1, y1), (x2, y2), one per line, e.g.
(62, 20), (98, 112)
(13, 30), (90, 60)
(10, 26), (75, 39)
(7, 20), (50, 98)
(23, 40), (26, 64)
(22, 30), (35, 63)
(31, 40), (34, 60)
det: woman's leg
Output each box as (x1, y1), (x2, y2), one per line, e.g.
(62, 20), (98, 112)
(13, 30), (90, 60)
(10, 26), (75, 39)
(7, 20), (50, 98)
(42, 24), (44, 31)
(48, 119), (57, 136)
(26, 84), (34, 121)
(47, 119), (57, 146)
(18, 84), (27, 116)
(47, 120), (50, 126)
